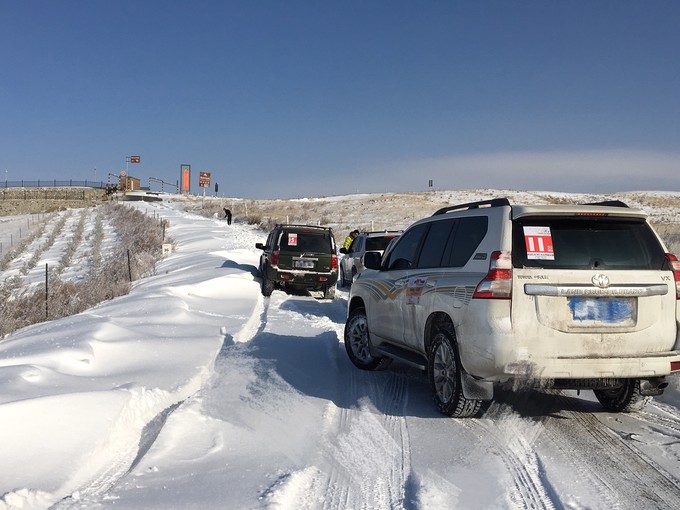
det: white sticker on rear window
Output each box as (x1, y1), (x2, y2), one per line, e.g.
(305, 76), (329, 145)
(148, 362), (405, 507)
(288, 233), (298, 246)
(523, 226), (554, 260)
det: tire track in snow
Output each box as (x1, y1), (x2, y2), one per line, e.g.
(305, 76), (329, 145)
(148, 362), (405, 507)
(260, 290), (412, 509)
(462, 409), (557, 510)
(310, 367), (411, 509)
(637, 401), (680, 439)
(539, 392), (680, 508)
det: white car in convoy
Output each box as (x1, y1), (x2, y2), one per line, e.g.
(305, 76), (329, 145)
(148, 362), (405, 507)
(338, 231), (401, 286)
(344, 198), (680, 417)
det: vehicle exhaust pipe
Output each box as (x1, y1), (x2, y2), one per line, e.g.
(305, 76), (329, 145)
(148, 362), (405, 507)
(640, 377), (668, 396)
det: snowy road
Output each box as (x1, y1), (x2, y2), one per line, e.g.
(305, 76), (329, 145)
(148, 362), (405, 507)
(2, 196), (680, 509)
(100, 203), (680, 509)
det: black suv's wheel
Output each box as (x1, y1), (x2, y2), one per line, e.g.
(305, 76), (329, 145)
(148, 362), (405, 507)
(428, 329), (482, 418)
(593, 379), (650, 412)
(261, 268), (274, 297)
(344, 307), (391, 370)
(323, 285), (336, 300)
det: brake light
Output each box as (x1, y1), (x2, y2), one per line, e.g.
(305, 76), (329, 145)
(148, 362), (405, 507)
(665, 253), (680, 299)
(473, 251), (512, 299)
(331, 253), (338, 270)
(671, 361), (680, 372)
(271, 250), (279, 267)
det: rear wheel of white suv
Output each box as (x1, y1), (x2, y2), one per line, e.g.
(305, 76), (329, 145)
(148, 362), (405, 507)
(593, 379), (651, 413)
(428, 329), (482, 418)
(344, 307), (391, 370)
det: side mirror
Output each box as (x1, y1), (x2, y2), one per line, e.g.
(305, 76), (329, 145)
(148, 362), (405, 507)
(364, 251), (382, 270)
(339, 247), (347, 254)
(255, 243), (265, 250)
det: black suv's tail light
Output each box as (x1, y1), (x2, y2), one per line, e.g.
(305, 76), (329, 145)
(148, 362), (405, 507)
(271, 250), (279, 267)
(331, 253), (338, 270)
(665, 253), (680, 299)
(473, 251), (512, 299)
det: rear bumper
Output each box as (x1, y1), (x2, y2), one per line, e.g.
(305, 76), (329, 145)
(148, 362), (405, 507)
(271, 269), (338, 288)
(500, 351), (680, 380)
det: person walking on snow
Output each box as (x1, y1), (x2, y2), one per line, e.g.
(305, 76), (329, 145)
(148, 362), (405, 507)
(223, 208), (232, 225)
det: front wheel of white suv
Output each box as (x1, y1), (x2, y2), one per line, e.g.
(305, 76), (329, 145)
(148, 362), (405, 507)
(428, 329), (482, 418)
(344, 307), (391, 371)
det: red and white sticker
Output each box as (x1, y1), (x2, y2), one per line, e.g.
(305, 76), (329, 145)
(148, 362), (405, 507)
(523, 226), (554, 260)
(288, 233), (298, 246)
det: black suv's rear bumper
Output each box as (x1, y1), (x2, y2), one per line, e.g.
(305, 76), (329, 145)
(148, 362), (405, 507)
(269, 268), (338, 289)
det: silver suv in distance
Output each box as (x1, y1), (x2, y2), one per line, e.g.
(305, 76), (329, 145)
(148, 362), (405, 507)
(344, 198), (680, 417)
(339, 231), (401, 286)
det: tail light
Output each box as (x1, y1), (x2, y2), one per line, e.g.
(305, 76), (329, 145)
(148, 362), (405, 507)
(331, 253), (338, 270)
(473, 251), (512, 299)
(665, 253), (680, 299)
(271, 251), (279, 267)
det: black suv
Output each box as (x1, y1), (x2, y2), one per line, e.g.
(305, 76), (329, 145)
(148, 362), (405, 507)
(256, 224), (338, 299)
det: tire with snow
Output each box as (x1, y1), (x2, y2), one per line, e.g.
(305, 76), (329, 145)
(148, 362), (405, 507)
(340, 266), (350, 287)
(344, 307), (391, 370)
(593, 379), (651, 412)
(428, 328), (482, 418)
(323, 285), (336, 300)
(261, 270), (274, 297)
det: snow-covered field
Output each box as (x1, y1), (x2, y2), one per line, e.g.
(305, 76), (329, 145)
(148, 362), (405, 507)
(1, 190), (680, 509)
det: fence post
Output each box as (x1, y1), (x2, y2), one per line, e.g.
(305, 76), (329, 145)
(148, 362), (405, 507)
(127, 249), (132, 281)
(45, 263), (49, 319)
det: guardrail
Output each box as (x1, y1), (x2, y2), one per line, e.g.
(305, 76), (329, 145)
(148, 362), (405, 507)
(1, 180), (107, 189)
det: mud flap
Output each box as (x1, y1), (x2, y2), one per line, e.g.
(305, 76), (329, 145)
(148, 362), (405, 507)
(461, 372), (494, 400)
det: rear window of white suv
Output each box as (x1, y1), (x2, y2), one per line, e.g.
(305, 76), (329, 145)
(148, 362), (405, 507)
(512, 217), (667, 270)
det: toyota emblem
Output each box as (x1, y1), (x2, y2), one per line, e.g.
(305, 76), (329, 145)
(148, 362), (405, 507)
(591, 274), (610, 288)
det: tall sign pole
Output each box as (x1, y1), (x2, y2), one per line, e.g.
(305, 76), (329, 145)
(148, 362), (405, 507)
(199, 171), (211, 207)
(124, 155), (140, 193)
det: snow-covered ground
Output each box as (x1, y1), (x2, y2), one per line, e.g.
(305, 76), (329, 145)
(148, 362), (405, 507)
(1, 192), (680, 509)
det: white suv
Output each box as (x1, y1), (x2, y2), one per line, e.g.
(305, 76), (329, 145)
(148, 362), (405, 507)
(338, 231), (401, 286)
(344, 198), (680, 417)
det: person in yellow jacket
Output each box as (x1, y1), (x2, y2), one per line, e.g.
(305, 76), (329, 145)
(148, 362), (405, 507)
(343, 230), (359, 251)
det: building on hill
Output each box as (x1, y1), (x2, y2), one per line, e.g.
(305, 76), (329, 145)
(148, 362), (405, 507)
(119, 175), (141, 192)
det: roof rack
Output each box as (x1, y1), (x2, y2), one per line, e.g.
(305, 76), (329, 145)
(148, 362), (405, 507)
(275, 224), (333, 230)
(432, 197), (511, 216)
(582, 200), (629, 208)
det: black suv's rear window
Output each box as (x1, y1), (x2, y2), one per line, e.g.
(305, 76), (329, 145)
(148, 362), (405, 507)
(512, 217), (666, 269)
(278, 231), (331, 253)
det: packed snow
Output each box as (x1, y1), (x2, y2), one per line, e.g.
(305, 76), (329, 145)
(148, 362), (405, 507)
(2, 192), (680, 509)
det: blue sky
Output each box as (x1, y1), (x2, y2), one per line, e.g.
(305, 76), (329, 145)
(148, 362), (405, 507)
(1, 1), (679, 199)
